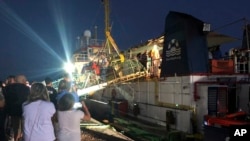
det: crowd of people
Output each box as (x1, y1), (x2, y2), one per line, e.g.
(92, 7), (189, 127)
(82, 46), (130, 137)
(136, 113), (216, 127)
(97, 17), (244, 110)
(81, 53), (110, 83)
(0, 74), (91, 141)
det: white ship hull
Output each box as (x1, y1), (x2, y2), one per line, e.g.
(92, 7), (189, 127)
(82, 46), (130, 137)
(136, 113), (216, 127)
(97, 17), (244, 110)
(90, 74), (250, 134)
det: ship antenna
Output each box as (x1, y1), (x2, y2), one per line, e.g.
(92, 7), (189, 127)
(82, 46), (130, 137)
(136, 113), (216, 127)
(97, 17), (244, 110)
(94, 25), (98, 45)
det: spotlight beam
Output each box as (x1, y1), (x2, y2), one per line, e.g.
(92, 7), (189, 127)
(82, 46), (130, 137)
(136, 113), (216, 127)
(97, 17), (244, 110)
(50, 0), (72, 62)
(0, 2), (63, 62)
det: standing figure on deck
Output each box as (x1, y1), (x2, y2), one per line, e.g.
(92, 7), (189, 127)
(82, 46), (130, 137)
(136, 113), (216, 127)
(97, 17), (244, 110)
(92, 61), (100, 75)
(99, 54), (109, 82)
(57, 94), (91, 141)
(140, 50), (148, 69)
(151, 45), (160, 78)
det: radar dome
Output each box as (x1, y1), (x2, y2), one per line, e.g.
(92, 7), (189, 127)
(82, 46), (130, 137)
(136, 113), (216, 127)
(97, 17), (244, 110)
(84, 30), (91, 38)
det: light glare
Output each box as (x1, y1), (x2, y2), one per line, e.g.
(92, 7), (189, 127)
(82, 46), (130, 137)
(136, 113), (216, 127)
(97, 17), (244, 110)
(64, 62), (75, 73)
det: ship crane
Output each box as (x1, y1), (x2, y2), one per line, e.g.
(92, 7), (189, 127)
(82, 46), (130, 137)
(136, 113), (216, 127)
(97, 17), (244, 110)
(51, 0), (147, 98)
(102, 0), (120, 57)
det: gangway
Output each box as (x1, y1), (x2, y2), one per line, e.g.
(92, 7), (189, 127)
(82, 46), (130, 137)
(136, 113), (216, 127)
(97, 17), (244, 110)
(77, 71), (146, 96)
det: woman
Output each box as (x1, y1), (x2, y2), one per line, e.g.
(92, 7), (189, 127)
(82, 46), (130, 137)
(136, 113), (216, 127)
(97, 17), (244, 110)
(57, 93), (91, 141)
(22, 83), (56, 141)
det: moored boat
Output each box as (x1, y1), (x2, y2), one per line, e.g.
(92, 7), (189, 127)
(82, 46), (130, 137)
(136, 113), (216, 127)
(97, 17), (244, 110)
(53, 1), (250, 140)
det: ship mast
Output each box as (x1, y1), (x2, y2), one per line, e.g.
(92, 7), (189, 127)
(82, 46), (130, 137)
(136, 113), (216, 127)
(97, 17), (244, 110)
(103, 0), (110, 35)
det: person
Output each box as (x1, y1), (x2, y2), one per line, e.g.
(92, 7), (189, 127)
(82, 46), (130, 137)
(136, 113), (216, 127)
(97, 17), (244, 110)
(3, 75), (30, 141)
(119, 51), (125, 63)
(56, 79), (79, 107)
(140, 50), (148, 69)
(57, 93), (91, 141)
(22, 83), (56, 141)
(212, 46), (222, 59)
(62, 73), (78, 97)
(99, 54), (109, 81)
(63, 73), (71, 82)
(208, 51), (213, 60)
(0, 93), (5, 141)
(118, 51), (125, 76)
(5, 75), (15, 86)
(91, 61), (100, 75)
(45, 77), (58, 108)
(151, 45), (160, 78)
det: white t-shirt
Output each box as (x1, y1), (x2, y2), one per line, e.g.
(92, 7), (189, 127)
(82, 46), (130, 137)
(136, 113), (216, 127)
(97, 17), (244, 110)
(23, 100), (56, 141)
(57, 110), (84, 141)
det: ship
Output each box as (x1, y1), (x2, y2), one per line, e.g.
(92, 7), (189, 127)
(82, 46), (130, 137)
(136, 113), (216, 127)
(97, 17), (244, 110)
(53, 1), (250, 140)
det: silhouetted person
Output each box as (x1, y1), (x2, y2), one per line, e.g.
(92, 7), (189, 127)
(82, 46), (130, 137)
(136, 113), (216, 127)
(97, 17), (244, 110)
(140, 50), (148, 68)
(99, 54), (109, 81)
(45, 77), (58, 108)
(5, 75), (15, 86)
(4, 75), (30, 141)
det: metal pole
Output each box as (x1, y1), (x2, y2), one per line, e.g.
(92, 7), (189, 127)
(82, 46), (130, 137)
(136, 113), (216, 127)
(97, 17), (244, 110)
(94, 26), (98, 45)
(245, 21), (250, 73)
(103, 0), (110, 36)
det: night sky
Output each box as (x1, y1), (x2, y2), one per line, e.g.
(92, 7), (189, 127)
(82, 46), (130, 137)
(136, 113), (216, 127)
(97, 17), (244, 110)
(0, 0), (249, 82)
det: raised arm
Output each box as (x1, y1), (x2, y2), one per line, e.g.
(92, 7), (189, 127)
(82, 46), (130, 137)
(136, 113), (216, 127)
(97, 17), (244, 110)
(81, 101), (91, 121)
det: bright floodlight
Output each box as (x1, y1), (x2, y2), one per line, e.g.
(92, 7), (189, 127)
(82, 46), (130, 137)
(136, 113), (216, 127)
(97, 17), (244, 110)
(64, 62), (75, 73)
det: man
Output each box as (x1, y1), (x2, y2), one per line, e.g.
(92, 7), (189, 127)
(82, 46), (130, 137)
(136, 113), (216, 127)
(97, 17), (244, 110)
(5, 75), (15, 86)
(4, 75), (30, 141)
(45, 77), (58, 108)
(56, 79), (79, 108)
(99, 54), (109, 81)
(151, 45), (160, 78)
(62, 73), (78, 99)
(63, 73), (71, 82)
(2, 75), (15, 88)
